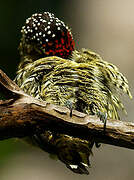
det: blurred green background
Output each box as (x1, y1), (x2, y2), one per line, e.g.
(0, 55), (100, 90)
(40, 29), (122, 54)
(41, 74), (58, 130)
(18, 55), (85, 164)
(0, 0), (134, 180)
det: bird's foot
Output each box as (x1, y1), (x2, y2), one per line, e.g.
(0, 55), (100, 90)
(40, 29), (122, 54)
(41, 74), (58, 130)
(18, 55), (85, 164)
(95, 142), (101, 148)
(65, 100), (73, 117)
(94, 111), (107, 148)
(96, 111), (107, 133)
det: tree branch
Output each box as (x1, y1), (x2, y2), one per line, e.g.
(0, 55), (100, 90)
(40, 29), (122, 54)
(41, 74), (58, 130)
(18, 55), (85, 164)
(0, 69), (134, 149)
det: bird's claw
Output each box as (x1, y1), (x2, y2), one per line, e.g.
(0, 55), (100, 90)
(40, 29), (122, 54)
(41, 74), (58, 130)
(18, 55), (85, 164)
(65, 100), (73, 117)
(95, 142), (101, 148)
(96, 111), (107, 133)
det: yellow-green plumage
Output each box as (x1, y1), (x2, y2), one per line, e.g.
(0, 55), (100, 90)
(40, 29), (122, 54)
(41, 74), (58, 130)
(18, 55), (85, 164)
(16, 48), (132, 118)
(15, 48), (132, 174)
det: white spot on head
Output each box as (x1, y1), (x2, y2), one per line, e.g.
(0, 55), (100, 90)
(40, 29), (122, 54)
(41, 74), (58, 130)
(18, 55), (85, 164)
(52, 34), (55, 38)
(26, 20), (29, 24)
(24, 30), (28, 34)
(62, 23), (65, 27)
(43, 34), (46, 37)
(55, 18), (59, 21)
(34, 13), (38, 16)
(57, 27), (60, 30)
(46, 39), (49, 42)
(47, 30), (51, 35)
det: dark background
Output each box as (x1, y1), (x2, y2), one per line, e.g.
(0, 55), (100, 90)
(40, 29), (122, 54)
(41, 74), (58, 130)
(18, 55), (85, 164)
(0, 0), (134, 180)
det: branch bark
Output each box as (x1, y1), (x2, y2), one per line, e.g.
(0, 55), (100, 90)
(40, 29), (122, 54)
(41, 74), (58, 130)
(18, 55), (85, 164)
(0, 69), (134, 149)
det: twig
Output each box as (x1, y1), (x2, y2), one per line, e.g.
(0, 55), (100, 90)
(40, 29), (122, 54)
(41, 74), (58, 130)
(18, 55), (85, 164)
(0, 69), (134, 149)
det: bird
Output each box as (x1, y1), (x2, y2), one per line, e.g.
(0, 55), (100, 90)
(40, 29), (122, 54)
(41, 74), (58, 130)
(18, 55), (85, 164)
(15, 12), (132, 174)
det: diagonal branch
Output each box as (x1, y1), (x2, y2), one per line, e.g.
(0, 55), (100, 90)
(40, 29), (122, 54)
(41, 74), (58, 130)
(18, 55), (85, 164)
(0, 69), (134, 149)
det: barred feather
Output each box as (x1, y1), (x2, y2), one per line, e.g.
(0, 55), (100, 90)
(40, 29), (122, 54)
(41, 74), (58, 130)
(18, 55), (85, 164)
(15, 49), (132, 120)
(72, 49), (132, 119)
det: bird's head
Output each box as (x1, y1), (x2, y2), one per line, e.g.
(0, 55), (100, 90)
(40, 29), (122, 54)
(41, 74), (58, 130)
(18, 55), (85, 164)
(19, 12), (75, 60)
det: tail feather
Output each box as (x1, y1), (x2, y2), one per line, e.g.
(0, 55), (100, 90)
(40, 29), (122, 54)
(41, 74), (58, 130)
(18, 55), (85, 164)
(67, 162), (90, 175)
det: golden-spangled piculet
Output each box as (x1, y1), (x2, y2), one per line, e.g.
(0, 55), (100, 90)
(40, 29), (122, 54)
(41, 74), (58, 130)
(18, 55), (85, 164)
(15, 12), (132, 174)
